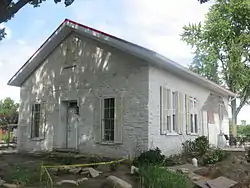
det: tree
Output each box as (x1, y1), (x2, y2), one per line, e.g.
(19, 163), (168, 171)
(0, 0), (75, 40)
(181, 0), (250, 136)
(0, 97), (19, 126)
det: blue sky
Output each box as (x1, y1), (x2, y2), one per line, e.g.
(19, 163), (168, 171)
(0, 0), (249, 123)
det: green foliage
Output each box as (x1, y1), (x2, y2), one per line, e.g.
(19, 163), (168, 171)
(203, 149), (228, 165)
(163, 154), (185, 167)
(237, 125), (250, 137)
(7, 164), (41, 185)
(0, 97), (19, 126)
(181, 0), (250, 123)
(133, 148), (164, 166)
(182, 136), (210, 157)
(0, 0), (75, 41)
(139, 165), (192, 188)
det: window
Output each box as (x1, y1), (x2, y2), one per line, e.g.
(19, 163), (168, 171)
(31, 103), (41, 138)
(160, 86), (178, 134)
(103, 98), (115, 141)
(186, 96), (198, 134)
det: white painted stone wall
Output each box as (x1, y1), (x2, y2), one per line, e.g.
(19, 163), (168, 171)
(17, 32), (230, 158)
(148, 65), (212, 156)
(18, 33), (149, 158)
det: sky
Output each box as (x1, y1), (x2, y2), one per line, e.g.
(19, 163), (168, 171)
(0, 0), (249, 123)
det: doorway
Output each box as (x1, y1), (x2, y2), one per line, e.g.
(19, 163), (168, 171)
(60, 100), (79, 149)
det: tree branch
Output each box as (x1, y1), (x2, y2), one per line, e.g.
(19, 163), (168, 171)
(0, 0), (32, 23)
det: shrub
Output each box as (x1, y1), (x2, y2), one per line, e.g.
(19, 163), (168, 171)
(195, 136), (209, 156)
(163, 154), (186, 167)
(182, 140), (196, 157)
(203, 149), (228, 165)
(133, 148), (164, 166)
(182, 136), (209, 157)
(139, 165), (192, 188)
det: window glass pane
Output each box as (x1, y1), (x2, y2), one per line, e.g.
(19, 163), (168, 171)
(190, 114), (194, 133)
(172, 92), (176, 110)
(104, 120), (111, 129)
(110, 108), (115, 119)
(167, 89), (171, 109)
(104, 99), (109, 108)
(194, 114), (198, 133)
(167, 116), (171, 131)
(110, 98), (115, 108)
(173, 114), (176, 131)
(110, 129), (114, 141)
(104, 109), (109, 118)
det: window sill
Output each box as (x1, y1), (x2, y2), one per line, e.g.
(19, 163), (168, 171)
(188, 133), (199, 136)
(166, 132), (179, 136)
(99, 141), (122, 145)
(29, 137), (44, 141)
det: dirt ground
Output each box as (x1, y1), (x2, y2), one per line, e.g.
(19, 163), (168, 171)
(0, 152), (139, 188)
(194, 151), (250, 188)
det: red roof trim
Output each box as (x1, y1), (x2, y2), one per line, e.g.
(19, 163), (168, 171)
(65, 19), (124, 42)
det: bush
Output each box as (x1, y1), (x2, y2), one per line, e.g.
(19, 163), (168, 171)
(133, 148), (164, 166)
(195, 136), (210, 156)
(182, 136), (209, 157)
(203, 149), (228, 165)
(139, 165), (192, 188)
(163, 154), (186, 167)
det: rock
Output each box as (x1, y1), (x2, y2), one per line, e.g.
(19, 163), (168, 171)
(2, 183), (19, 188)
(103, 175), (132, 188)
(130, 166), (139, 174)
(177, 168), (189, 174)
(89, 168), (100, 178)
(56, 180), (79, 186)
(80, 170), (89, 175)
(192, 175), (201, 181)
(69, 167), (82, 174)
(77, 177), (88, 184)
(0, 179), (6, 186)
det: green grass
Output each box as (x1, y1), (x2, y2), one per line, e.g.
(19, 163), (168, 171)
(5, 164), (41, 186)
(139, 165), (192, 188)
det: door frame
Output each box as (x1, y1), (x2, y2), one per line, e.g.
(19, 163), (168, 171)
(59, 99), (79, 149)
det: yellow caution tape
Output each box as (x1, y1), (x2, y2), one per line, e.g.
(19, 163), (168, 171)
(42, 158), (125, 168)
(40, 158), (126, 187)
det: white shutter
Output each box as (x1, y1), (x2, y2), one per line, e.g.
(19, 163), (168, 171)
(166, 88), (171, 132)
(177, 92), (183, 134)
(114, 96), (123, 143)
(160, 86), (165, 135)
(160, 86), (171, 134)
(186, 94), (191, 134)
(94, 97), (102, 143)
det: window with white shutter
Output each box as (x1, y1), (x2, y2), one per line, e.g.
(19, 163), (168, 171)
(185, 96), (198, 134)
(160, 86), (179, 134)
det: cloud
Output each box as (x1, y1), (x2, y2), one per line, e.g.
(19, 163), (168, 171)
(0, 40), (37, 101)
(70, 0), (211, 65)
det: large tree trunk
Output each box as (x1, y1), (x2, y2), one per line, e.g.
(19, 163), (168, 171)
(231, 99), (237, 137)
